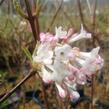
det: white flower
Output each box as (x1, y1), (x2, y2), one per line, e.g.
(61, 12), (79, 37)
(54, 44), (72, 62)
(65, 81), (80, 101)
(32, 26), (104, 101)
(65, 80), (77, 91)
(41, 65), (56, 83)
(76, 72), (87, 85)
(76, 47), (100, 67)
(55, 83), (67, 98)
(70, 91), (80, 102)
(69, 24), (91, 43)
(32, 44), (53, 65)
(76, 47), (104, 75)
(53, 60), (69, 82)
(79, 47), (100, 59)
(41, 63), (68, 83)
(55, 26), (67, 39)
(76, 58), (85, 66)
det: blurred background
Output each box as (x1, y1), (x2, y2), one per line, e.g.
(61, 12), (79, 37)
(0, 0), (109, 109)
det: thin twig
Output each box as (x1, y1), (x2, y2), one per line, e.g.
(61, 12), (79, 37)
(91, 75), (94, 109)
(0, 70), (36, 103)
(86, 0), (92, 15)
(24, 0), (40, 41)
(77, 0), (100, 46)
(46, 0), (63, 32)
(63, 11), (74, 27)
(77, 1), (98, 109)
(92, 0), (97, 32)
(0, 0), (41, 105)
(77, 0), (88, 30)
(64, 96), (70, 109)
(37, 74), (49, 109)
(91, 1), (97, 109)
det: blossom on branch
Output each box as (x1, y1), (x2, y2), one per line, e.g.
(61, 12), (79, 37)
(32, 25), (104, 101)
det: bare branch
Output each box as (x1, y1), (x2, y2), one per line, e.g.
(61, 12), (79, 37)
(0, 70), (36, 103)
(77, 0), (100, 46)
(13, 0), (28, 19)
(63, 11), (74, 27)
(77, 0), (87, 29)
(46, 0), (63, 32)
(92, 0), (98, 47)
(37, 74), (50, 109)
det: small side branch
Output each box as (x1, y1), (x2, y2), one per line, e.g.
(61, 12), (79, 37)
(0, 70), (36, 103)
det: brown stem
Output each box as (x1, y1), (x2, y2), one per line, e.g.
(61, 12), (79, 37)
(91, 1), (97, 109)
(92, 0), (97, 47)
(91, 75), (94, 109)
(92, 0), (97, 31)
(24, 0), (40, 41)
(0, 0), (41, 105)
(77, 0), (99, 45)
(77, 1), (98, 109)
(77, 0), (99, 47)
(65, 96), (70, 109)
(77, 0), (89, 30)
(0, 70), (36, 103)
(37, 74), (49, 109)
(34, 16), (40, 39)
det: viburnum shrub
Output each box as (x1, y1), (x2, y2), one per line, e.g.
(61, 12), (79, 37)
(32, 25), (104, 101)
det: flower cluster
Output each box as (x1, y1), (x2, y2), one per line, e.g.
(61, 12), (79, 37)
(32, 25), (104, 101)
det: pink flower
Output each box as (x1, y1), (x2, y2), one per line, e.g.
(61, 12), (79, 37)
(32, 43), (53, 65)
(70, 91), (80, 102)
(68, 24), (91, 43)
(55, 83), (67, 98)
(32, 25), (104, 102)
(40, 32), (58, 48)
(55, 26), (67, 39)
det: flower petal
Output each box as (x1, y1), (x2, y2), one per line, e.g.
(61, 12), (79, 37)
(55, 83), (67, 98)
(70, 91), (80, 102)
(69, 25), (91, 43)
(32, 44), (53, 65)
(55, 26), (67, 39)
